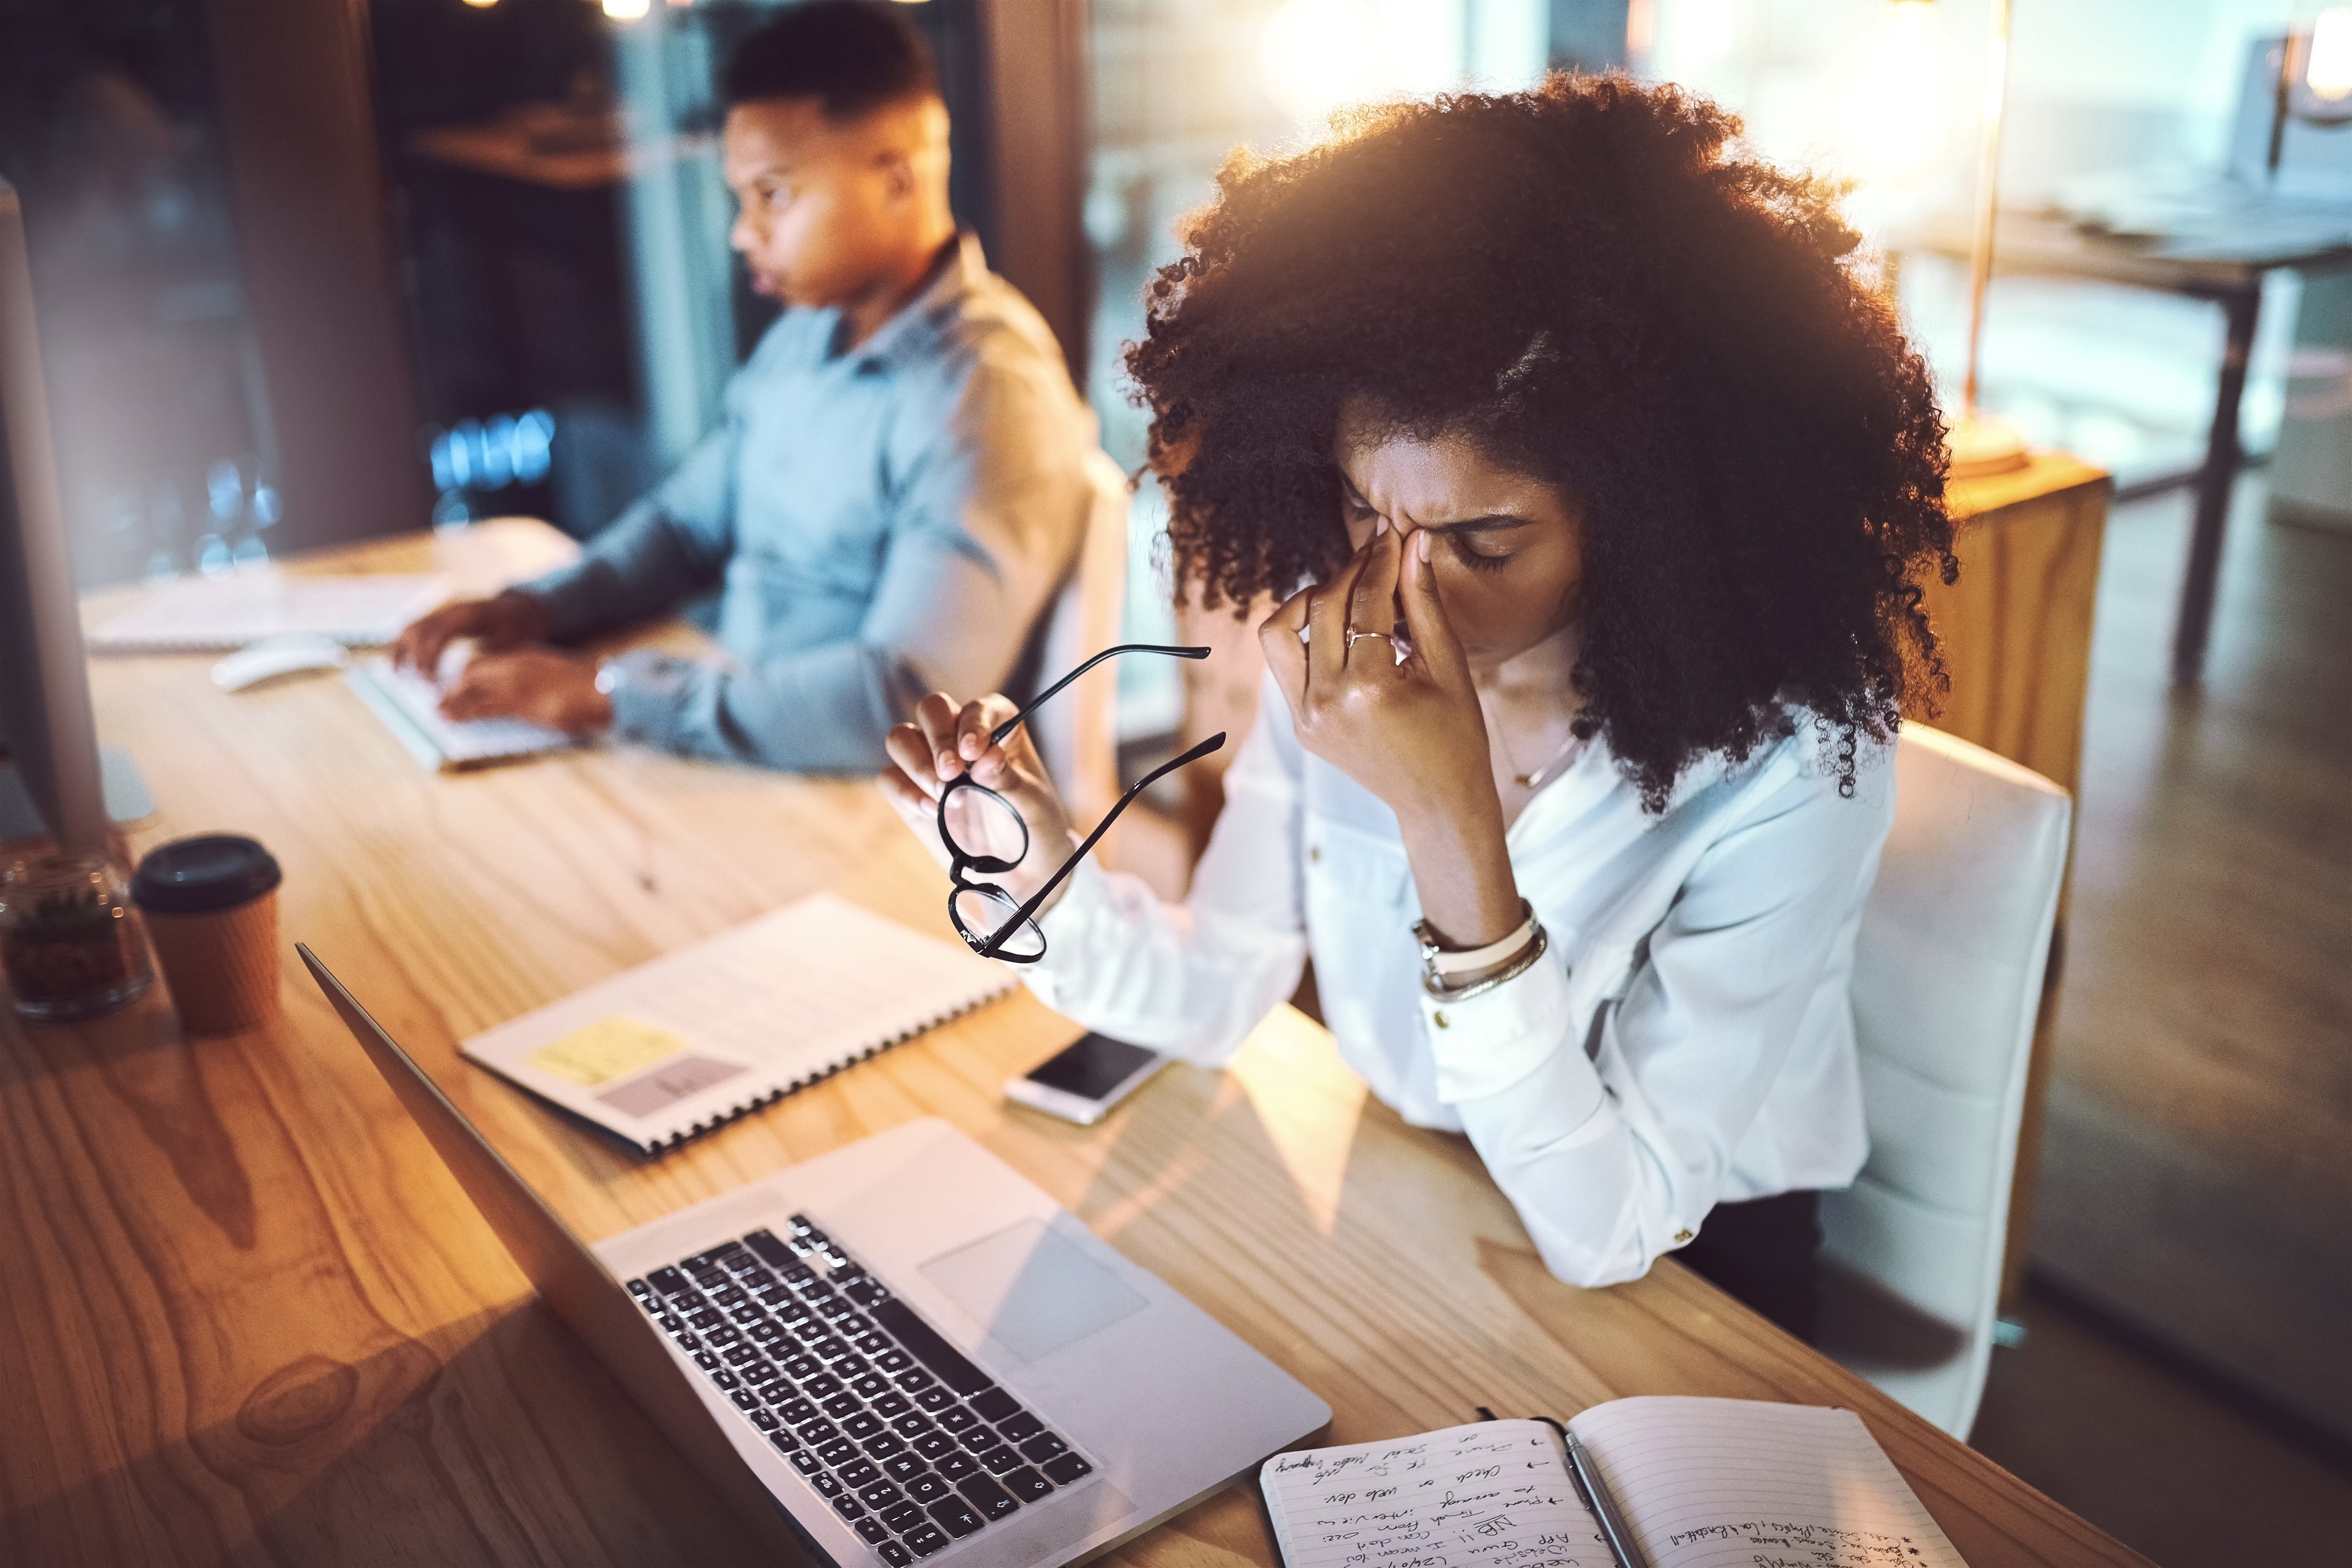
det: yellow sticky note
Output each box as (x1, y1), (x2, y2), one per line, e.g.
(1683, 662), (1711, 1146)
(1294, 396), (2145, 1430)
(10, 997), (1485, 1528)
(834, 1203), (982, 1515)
(528, 1017), (685, 1088)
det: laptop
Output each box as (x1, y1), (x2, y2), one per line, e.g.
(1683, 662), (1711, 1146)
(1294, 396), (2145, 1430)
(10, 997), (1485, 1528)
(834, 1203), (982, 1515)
(299, 946), (1330, 1567)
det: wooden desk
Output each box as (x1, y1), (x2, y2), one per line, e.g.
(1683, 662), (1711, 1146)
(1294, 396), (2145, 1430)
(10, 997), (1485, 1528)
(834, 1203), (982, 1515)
(1, 526), (2146, 1565)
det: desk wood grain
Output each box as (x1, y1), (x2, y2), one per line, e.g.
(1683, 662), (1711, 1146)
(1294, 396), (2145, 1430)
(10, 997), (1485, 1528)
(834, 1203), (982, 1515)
(1, 525), (2147, 1566)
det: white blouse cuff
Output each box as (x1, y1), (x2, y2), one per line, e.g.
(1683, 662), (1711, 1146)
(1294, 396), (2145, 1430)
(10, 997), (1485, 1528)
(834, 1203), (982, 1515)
(1421, 945), (1598, 1110)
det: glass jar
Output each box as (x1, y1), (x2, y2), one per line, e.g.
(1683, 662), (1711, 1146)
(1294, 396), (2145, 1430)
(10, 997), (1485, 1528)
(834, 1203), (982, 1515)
(0, 855), (155, 1021)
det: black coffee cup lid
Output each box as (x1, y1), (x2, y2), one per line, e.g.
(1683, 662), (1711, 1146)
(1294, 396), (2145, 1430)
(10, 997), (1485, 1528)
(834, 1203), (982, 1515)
(132, 835), (282, 914)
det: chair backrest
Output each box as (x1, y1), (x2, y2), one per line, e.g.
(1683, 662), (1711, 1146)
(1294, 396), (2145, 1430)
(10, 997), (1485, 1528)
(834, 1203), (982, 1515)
(1025, 450), (1130, 830)
(1820, 724), (2070, 1440)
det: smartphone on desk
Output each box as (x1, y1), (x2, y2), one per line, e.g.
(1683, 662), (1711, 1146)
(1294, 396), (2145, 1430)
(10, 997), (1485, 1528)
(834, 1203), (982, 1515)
(1004, 1032), (1169, 1125)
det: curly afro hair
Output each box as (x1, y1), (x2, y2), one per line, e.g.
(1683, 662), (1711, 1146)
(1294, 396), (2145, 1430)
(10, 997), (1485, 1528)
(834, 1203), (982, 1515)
(1125, 74), (1957, 808)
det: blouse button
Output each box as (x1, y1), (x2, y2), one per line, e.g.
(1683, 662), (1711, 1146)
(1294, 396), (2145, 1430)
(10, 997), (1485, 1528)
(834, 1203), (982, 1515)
(1432, 1010), (1449, 1029)
(1308, 845), (1321, 863)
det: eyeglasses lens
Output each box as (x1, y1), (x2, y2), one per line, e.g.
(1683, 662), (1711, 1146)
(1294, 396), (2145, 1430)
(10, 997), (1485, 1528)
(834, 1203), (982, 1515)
(950, 884), (1046, 962)
(940, 781), (1029, 869)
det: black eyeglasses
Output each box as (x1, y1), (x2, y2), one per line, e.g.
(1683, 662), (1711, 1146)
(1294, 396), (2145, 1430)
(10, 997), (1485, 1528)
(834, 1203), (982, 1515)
(941, 645), (1226, 962)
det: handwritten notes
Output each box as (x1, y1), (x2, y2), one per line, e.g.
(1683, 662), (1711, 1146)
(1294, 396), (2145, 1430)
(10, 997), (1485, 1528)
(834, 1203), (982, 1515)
(1261, 1421), (1606, 1568)
(1569, 1398), (1968, 1568)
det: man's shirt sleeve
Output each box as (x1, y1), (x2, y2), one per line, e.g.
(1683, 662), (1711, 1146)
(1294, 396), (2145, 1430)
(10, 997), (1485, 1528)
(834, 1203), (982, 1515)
(601, 352), (1093, 772)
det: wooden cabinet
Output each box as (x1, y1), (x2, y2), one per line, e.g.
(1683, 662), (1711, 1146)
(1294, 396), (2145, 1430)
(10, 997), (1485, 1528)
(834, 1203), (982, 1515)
(1910, 451), (2113, 1305)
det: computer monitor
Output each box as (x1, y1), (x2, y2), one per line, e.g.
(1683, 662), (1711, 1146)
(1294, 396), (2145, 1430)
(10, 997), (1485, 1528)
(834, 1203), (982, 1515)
(0, 178), (146, 853)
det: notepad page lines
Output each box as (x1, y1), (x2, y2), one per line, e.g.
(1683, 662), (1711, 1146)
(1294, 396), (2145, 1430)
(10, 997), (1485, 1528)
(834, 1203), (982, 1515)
(1262, 1422), (1608, 1568)
(1570, 1398), (1965, 1568)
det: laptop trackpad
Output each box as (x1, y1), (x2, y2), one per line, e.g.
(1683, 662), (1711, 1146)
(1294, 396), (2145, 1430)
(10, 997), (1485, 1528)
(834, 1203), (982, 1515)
(919, 1218), (1148, 1363)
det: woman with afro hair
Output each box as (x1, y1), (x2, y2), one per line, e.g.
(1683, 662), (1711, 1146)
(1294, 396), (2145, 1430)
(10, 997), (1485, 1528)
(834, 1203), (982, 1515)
(880, 75), (1956, 1341)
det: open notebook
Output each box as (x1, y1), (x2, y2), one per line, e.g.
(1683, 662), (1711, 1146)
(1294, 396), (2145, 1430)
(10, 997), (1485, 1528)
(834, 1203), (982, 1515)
(461, 893), (1012, 1153)
(344, 656), (579, 771)
(1261, 1398), (1965, 1568)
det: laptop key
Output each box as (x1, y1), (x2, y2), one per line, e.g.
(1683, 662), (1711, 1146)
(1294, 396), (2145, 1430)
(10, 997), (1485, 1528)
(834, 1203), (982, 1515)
(873, 1348), (914, 1375)
(934, 1451), (977, 1482)
(818, 1438), (859, 1467)
(693, 1351), (720, 1372)
(789, 1450), (824, 1477)
(823, 1393), (863, 1421)
(1017, 1432), (1069, 1464)
(802, 1373), (844, 1400)
(648, 1266), (691, 1297)
(811, 1472), (844, 1497)
(842, 1412), (885, 1441)
(834, 1354), (872, 1379)
(839, 1458), (881, 1489)
(712, 1370), (741, 1391)
(968, 1389), (1021, 1424)
(730, 1306), (765, 1326)
(1041, 1452), (1092, 1485)
(877, 1540), (915, 1567)
(913, 1387), (956, 1413)
(912, 1432), (957, 1462)
(848, 1374), (891, 1401)
(901, 1524), (951, 1558)
(881, 1500), (926, 1533)
(810, 1337), (852, 1362)
(768, 1430), (802, 1456)
(743, 1229), (794, 1269)
(956, 1475), (1020, 1521)
(857, 1479), (901, 1510)
(782, 1354), (822, 1381)
(863, 1432), (906, 1461)
(925, 1499), (986, 1539)
(743, 1362), (784, 1388)
(774, 1397), (819, 1426)
(855, 1516), (891, 1545)
(889, 1412), (933, 1440)
(749, 1322), (787, 1346)
(796, 1418), (839, 1444)
(999, 1466), (1053, 1502)
(902, 1471), (951, 1505)
(855, 1332), (893, 1358)
(883, 1454), (927, 1483)
(831, 1496), (865, 1522)
(976, 1446), (1022, 1477)
(627, 1278), (653, 1298)
(957, 1425), (999, 1454)
(934, 1407), (979, 1435)
(995, 1410), (1043, 1443)
(721, 1344), (761, 1367)
(729, 1390), (760, 1412)
(749, 1408), (780, 1432)
(870, 1390), (912, 1419)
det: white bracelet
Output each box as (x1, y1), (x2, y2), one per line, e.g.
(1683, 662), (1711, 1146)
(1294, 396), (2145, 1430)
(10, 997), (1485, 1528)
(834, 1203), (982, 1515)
(1414, 901), (1538, 980)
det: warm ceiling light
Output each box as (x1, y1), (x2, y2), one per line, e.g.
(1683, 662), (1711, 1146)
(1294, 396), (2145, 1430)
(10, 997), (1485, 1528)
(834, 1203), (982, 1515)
(2309, 9), (2352, 100)
(602, 0), (650, 19)
(462, 0), (498, 8)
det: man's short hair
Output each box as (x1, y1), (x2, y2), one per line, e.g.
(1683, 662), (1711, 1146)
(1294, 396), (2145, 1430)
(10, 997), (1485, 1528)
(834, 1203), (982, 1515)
(719, 1), (939, 121)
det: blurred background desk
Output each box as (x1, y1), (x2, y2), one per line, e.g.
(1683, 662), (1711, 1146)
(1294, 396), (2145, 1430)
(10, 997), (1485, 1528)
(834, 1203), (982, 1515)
(0, 523), (2145, 1565)
(1894, 203), (2352, 686)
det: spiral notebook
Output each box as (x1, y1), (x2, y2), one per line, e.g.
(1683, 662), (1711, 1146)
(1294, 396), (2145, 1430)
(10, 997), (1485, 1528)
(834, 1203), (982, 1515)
(1260, 1398), (1967, 1568)
(88, 573), (450, 651)
(460, 893), (1012, 1153)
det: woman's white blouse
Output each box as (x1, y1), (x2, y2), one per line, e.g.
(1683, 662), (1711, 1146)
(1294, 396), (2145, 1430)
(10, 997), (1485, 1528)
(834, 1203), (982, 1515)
(1023, 674), (1892, 1288)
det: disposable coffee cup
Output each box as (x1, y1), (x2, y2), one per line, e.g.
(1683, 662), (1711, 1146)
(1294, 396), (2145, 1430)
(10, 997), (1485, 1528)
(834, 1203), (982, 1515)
(131, 835), (284, 1034)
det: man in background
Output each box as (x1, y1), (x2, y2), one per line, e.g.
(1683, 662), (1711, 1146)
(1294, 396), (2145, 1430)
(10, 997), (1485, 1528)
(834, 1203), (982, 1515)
(394, 1), (1097, 772)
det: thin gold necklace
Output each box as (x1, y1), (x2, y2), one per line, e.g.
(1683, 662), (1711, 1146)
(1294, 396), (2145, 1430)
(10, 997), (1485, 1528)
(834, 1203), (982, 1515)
(1499, 723), (1584, 791)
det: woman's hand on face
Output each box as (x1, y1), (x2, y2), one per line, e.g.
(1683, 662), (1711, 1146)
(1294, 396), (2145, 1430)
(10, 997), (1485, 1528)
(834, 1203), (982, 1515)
(1259, 522), (1495, 828)
(878, 691), (1079, 914)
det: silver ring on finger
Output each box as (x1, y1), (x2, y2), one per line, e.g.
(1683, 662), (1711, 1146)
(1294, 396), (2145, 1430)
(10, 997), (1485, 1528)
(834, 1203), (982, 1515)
(1346, 628), (1405, 665)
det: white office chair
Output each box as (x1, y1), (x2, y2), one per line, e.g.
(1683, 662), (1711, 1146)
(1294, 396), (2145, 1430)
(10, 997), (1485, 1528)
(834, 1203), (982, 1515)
(1818, 724), (2071, 1441)
(1024, 449), (1130, 831)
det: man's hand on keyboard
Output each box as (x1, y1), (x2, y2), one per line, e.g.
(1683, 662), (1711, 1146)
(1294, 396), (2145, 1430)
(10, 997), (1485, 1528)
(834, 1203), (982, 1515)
(391, 589), (551, 677)
(438, 648), (613, 733)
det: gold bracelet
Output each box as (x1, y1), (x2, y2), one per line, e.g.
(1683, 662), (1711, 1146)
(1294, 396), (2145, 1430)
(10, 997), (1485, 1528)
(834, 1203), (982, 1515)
(1420, 923), (1548, 1001)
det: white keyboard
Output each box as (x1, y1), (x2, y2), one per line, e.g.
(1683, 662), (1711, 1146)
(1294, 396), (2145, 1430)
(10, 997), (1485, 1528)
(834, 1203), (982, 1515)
(345, 656), (577, 771)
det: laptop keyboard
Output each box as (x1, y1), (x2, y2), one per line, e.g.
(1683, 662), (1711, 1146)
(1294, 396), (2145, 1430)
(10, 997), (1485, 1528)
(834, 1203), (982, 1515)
(628, 1214), (1096, 1563)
